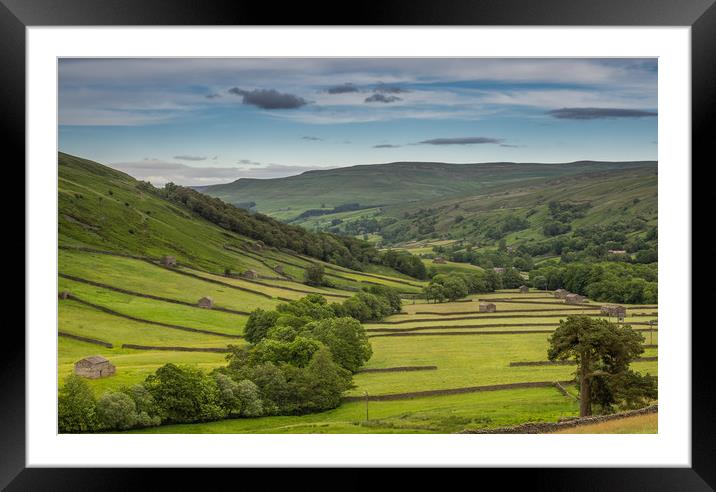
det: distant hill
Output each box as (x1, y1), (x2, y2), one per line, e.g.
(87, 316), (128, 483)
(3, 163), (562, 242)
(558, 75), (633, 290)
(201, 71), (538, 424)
(378, 164), (658, 246)
(199, 160), (656, 221)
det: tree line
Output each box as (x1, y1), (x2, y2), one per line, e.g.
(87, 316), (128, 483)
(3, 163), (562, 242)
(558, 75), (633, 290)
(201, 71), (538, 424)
(151, 182), (426, 279)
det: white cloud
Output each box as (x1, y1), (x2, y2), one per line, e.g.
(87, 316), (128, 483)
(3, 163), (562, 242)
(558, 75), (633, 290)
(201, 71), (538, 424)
(111, 159), (333, 186)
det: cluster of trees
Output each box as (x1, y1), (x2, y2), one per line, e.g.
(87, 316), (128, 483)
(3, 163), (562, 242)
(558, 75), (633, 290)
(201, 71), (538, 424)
(59, 289), (399, 433)
(422, 271), (499, 303)
(293, 203), (365, 221)
(530, 262), (657, 304)
(548, 316), (657, 416)
(156, 183), (381, 270)
(542, 200), (591, 237)
(380, 250), (428, 279)
(472, 214), (530, 241)
(58, 363), (264, 433)
(224, 292), (395, 415)
(156, 183), (429, 280)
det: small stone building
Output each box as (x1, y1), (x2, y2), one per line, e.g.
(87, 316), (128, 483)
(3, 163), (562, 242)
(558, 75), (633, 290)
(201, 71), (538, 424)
(565, 293), (585, 304)
(74, 355), (116, 379)
(242, 269), (258, 279)
(160, 255), (177, 267)
(198, 296), (214, 309)
(479, 302), (497, 313)
(493, 267), (505, 274)
(608, 249), (627, 255)
(601, 304), (627, 319)
(519, 285), (529, 294)
(433, 257), (447, 264)
(554, 288), (569, 299)
(59, 291), (71, 300)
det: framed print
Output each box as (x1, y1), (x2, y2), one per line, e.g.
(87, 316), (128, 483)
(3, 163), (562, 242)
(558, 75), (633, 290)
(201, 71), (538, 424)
(4, 0), (712, 487)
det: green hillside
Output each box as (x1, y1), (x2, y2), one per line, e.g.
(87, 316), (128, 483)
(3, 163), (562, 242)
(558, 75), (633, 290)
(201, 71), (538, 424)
(380, 164), (658, 246)
(199, 160), (656, 220)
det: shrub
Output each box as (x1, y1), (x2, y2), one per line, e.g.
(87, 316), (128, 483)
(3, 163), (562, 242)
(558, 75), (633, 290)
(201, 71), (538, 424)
(96, 391), (140, 430)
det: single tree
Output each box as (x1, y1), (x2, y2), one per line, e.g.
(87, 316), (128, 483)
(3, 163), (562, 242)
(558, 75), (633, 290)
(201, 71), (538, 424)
(548, 316), (651, 417)
(58, 374), (98, 433)
(304, 263), (325, 286)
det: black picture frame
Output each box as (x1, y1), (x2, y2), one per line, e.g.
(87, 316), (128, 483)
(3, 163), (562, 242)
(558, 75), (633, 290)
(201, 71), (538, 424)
(3, 0), (711, 488)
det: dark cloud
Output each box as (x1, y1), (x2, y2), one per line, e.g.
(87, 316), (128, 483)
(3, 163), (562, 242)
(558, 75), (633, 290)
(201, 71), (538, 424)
(499, 144), (521, 148)
(205, 93), (221, 99)
(373, 144), (401, 148)
(228, 87), (308, 109)
(326, 83), (359, 94)
(374, 84), (409, 94)
(547, 107), (657, 120)
(365, 93), (402, 104)
(174, 155), (207, 161)
(418, 137), (503, 145)
(301, 136), (324, 141)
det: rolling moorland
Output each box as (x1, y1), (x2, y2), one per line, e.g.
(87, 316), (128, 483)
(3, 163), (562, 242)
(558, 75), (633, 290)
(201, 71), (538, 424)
(57, 153), (657, 434)
(199, 161), (657, 270)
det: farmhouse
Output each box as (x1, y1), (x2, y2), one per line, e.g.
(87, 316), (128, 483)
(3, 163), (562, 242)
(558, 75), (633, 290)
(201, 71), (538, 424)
(493, 267), (505, 274)
(74, 355), (116, 379)
(565, 293), (585, 304)
(160, 255), (177, 267)
(479, 302), (497, 313)
(519, 285), (529, 294)
(601, 304), (627, 318)
(198, 296), (214, 309)
(433, 257), (447, 264)
(242, 269), (258, 279)
(554, 289), (569, 299)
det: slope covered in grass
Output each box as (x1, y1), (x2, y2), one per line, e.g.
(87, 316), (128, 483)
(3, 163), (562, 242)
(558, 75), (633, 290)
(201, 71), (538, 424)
(199, 160), (655, 219)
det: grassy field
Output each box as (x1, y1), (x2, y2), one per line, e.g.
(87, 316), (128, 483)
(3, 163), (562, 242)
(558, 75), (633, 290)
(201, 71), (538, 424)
(129, 386), (579, 434)
(553, 412), (658, 434)
(59, 250), (658, 433)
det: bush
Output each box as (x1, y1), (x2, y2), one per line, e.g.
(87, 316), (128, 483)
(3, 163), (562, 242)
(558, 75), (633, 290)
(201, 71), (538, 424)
(96, 391), (141, 430)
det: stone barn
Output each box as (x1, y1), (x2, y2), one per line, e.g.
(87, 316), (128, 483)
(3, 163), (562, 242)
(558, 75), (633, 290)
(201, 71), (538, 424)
(59, 291), (71, 300)
(565, 293), (585, 304)
(554, 289), (569, 299)
(433, 257), (447, 264)
(479, 302), (497, 313)
(160, 255), (177, 267)
(519, 285), (529, 294)
(198, 296), (214, 309)
(601, 304), (627, 319)
(242, 269), (258, 279)
(74, 355), (116, 379)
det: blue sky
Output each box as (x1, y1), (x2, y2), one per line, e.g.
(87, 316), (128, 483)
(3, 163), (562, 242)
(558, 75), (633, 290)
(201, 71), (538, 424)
(58, 58), (657, 185)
